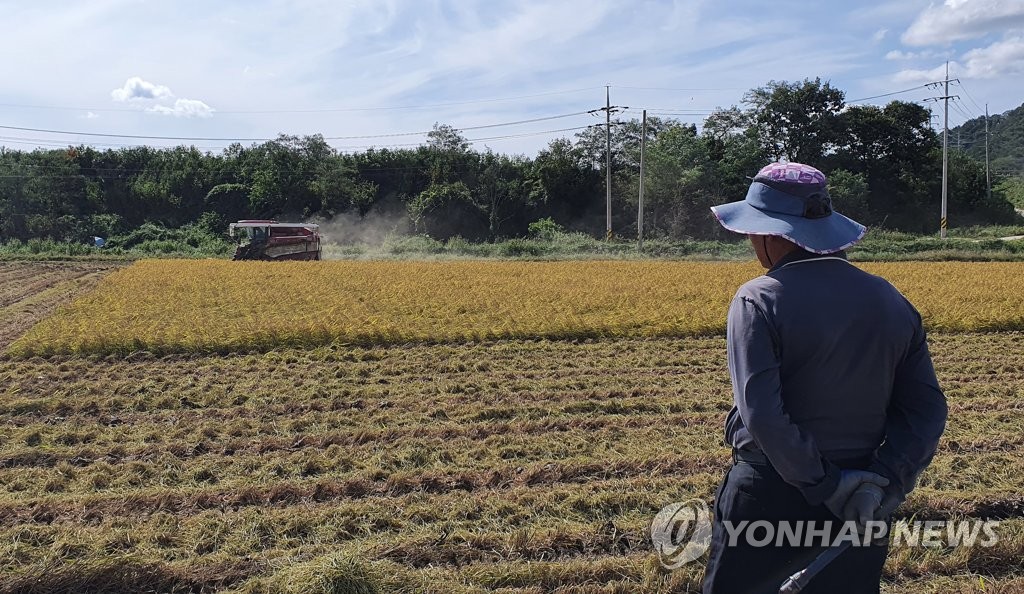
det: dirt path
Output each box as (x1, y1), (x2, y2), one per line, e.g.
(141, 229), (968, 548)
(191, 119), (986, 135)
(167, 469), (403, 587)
(0, 262), (122, 351)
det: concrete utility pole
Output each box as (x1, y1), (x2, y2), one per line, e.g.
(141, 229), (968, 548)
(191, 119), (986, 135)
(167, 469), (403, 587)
(606, 86), (612, 240)
(942, 62), (949, 239)
(590, 87), (626, 240)
(985, 103), (991, 203)
(638, 109), (647, 250)
(924, 62), (959, 239)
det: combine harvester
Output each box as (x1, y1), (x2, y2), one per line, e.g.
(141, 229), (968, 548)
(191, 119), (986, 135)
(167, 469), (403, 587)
(229, 220), (322, 261)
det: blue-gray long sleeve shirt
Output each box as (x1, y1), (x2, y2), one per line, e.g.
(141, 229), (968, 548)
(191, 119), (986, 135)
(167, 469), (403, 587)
(724, 250), (947, 506)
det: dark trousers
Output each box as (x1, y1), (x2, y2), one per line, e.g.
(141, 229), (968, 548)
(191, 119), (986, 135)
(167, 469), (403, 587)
(702, 459), (889, 594)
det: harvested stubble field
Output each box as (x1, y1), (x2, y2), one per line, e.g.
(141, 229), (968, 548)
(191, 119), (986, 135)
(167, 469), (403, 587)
(2, 260), (1024, 593)
(0, 262), (120, 352)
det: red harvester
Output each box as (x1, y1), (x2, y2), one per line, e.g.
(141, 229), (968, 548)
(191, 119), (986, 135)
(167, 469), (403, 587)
(229, 220), (322, 261)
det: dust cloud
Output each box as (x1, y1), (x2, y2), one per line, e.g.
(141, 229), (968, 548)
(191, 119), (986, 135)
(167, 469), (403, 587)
(304, 210), (411, 258)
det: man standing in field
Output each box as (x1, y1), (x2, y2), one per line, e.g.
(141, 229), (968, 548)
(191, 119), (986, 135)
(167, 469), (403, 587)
(701, 162), (948, 593)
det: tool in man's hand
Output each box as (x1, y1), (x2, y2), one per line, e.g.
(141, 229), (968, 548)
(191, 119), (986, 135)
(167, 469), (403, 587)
(778, 542), (852, 593)
(779, 483), (903, 593)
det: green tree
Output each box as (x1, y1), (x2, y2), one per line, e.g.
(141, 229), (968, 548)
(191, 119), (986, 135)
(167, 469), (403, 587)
(528, 138), (602, 229)
(996, 176), (1024, 209)
(744, 78), (845, 163)
(205, 183), (250, 223)
(472, 152), (535, 240)
(408, 181), (482, 238)
(426, 123), (470, 153)
(826, 169), (870, 223)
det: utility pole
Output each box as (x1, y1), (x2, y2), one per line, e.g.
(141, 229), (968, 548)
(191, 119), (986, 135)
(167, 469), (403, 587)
(942, 61), (949, 239)
(924, 62), (959, 239)
(638, 109), (646, 250)
(589, 87), (627, 240)
(985, 103), (991, 203)
(606, 86), (612, 240)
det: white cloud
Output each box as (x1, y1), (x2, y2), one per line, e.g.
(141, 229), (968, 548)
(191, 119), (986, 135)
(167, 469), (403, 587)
(885, 50), (916, 60)
(892, 35), (1024, 82)
(79, 111), (100, 119)
(109, 75), (214, 118)
(892, 61), (954, 84)
(960, 35), (1024, 77)
(885, 48), (951, 60)
(110, 76), (174, 101)
(872, 28), (889, 42)
(147, 98), (215, 118)
(902, 0), (1024, 46)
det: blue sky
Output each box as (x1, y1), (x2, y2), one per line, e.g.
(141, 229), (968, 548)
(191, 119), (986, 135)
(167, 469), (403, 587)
(1, 0), (1023, 155)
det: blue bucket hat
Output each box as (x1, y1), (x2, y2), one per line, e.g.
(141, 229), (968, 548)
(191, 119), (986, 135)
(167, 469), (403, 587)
(710, 162), (866, 254)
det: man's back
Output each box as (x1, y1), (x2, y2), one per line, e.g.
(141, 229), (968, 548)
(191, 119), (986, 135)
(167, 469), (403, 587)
(725, 253), (924, 462)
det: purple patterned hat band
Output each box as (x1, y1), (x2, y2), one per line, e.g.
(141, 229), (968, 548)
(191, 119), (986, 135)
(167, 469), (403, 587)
(755, 162), (827, 187)
(748, 162), (833, 219)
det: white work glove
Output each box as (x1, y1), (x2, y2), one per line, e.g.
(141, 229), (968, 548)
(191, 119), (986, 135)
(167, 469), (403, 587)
(843, 483), (885, 533)
(822, 470), (889, 521)
(860, 488), (907, 544)
(873, 489), (905, 521)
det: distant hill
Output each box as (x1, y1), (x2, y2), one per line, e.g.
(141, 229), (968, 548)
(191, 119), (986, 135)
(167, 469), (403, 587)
(952, 102), (1024, 178)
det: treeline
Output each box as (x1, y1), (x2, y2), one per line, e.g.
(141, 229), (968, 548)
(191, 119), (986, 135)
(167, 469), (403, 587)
(1, 79), (1019, 245)
(953, 101), (1024, 173)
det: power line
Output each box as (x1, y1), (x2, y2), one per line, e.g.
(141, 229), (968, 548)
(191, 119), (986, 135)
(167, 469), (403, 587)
(0, 134), (225, 150)
(956, 81), (986, 115)
(949, 98), (974, 123)
(329, 111), (592, 140)
(469, 125), (597, 143)
(623, 107), (716, 113)
(0, 87), (601, 114)
(0, 125), (262, 142)
(0, 111), (592, 143)
(624, 83), (937, 107)
(611, 85), (743, 92)
(0, 124), (601, 160)
(952, 97), (979, 120)
(847, 85), (930, 104)
(634, 111), (714, 118)
(335, 124), (599, 149)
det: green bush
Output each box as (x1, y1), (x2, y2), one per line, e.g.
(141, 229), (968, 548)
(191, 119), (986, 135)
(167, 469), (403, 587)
(527, 217), (565, 240)
(134, 240), (181, 254)
(383, 234), (445, 254)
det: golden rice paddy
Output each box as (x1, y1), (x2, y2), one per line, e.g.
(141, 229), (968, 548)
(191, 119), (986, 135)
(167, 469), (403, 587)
(10, 260), (1024, 356)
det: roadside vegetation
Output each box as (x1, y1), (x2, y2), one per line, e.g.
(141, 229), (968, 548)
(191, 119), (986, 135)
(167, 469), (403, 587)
(0, 220), (233, 261)
(3, 225), (1024, 262)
